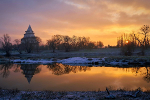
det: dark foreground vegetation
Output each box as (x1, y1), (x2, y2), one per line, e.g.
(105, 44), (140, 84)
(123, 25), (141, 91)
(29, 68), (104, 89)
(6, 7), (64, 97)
(0, 88), (150, 100)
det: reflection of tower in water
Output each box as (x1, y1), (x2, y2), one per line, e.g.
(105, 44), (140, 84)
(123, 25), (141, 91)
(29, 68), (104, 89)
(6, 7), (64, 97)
(20, 64), (40, 84)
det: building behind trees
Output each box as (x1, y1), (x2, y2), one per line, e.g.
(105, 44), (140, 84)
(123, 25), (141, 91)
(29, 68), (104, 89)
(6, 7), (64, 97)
(21, 25), (40, 53)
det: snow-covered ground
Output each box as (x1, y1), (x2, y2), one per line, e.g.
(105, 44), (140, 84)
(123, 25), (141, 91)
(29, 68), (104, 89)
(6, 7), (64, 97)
(9, 57), (112, 65)
(6, 57), (149, 67)
(0, 89), (149, 100)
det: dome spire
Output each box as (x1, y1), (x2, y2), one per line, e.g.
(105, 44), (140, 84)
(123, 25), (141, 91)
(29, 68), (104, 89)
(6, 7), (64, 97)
(26, 75), (33, 84)
(23, 25), (35, 38)
(27, 24), (33, 32)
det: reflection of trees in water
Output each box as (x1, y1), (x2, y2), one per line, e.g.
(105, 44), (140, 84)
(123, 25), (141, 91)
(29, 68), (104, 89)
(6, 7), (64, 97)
(0, 63), (13, 78)
(131, 67), (150, 83)
(20, 64), (41, 83)
(131, 67), (141, 76)
(142, 67), (150, 83)
(47, 63), (91, 75)
(120, 66), (150, 83)
(13, 64), (21, 73)
(0, 64), (23, 78)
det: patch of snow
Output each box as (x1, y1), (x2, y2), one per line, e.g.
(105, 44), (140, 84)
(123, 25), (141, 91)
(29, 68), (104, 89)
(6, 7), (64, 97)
(12, 59), (54, 64)
(58, 57), (105, 64)
(10, 57), (132, 66)
(59, 57), (89, 64)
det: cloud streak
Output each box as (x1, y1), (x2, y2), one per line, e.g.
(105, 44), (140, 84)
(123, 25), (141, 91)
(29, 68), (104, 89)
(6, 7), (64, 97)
(0, 0), (150, 45)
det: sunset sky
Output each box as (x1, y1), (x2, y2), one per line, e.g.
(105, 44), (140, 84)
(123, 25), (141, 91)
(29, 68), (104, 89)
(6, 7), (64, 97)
(0, 0), (150, 46)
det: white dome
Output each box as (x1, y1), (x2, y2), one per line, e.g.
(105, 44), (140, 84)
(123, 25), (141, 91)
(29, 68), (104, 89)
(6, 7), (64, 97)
(24, 25), (35, 38)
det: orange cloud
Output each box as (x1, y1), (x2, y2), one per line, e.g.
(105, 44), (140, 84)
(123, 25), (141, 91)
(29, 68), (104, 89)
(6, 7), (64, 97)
(0, 0), (150, 46)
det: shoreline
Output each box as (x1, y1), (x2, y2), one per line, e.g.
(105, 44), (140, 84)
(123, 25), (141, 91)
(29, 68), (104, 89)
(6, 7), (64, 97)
(1, 56), (150, 67)
(0, 88), (150, 99)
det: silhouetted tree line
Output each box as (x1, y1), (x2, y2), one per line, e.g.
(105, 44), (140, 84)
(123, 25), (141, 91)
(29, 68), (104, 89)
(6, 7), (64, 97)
(1, 25), (149, 56)
(117, 25), (150, 56)
(46, 35), (104, 52)
(0, 34), (103, 56)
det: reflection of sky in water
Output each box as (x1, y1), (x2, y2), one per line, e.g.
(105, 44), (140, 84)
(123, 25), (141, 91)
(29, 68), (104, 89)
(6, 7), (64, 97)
(0, 64), (149, 91)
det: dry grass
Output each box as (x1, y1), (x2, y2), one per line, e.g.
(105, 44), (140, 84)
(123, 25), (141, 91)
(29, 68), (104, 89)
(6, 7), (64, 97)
(0, 88), (150, 100)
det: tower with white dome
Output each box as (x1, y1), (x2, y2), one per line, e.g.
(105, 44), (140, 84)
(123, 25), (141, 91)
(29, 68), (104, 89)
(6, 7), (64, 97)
(21, 25), (39, 53)
(24, 25), (35, 38)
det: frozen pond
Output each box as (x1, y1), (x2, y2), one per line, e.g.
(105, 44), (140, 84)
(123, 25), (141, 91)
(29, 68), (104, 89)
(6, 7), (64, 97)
(0, 63), (150, 91)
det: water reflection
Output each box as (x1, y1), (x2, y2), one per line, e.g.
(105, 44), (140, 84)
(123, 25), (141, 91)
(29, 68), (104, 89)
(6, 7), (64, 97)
(0, 63), (150, 91)
(14, 64), (21, 73)
(20, 64), (41, 83)
(131, 67), (150, 83)
(47, 63), (91, 75)
(0, 64), (13, 78)
(1, 64), (150, 84)
(0, 63), (91, 84)
(143, 67), (150, 83)
(120, 67), (150, 83)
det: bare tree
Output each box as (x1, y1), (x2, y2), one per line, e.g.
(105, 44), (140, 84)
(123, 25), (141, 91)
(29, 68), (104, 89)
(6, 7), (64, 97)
(35, 36), (42, 52)
(21, 37), (40, 53)
(71, 35), (79, 50)
(133, 25), (150, 55)
(62, 36), (71, 52)
(14, 39), (23, 54)
(87, 42), (95, 49)
(78, 37), (90, 49)
(47, 39), (56, 52)
(0, 34), (12, 56)
(47, 35), (62, 53)
(97, 41), (104, 48)
(22, 38), (34, 53)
